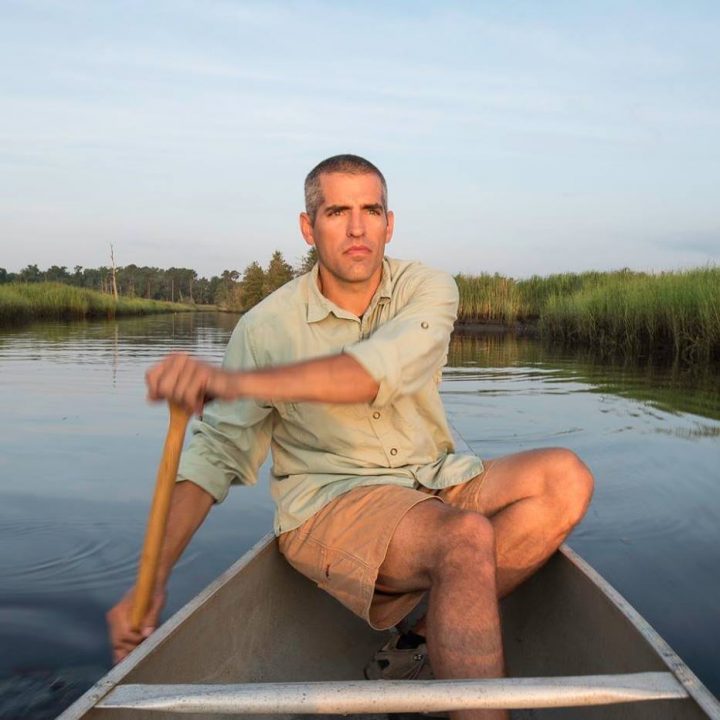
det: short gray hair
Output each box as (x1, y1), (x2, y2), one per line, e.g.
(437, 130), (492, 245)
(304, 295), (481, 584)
(304, 154), (388, 223)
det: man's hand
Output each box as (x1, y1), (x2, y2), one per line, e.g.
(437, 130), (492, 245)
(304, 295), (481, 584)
(146, 353), (230, 415)
(107, 585), (167, 664)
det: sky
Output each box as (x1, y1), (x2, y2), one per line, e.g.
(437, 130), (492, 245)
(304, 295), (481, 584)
(1, 0), (719, 279)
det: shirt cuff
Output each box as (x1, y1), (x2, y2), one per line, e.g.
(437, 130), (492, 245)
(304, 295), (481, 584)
(177, 454), (233, 504)
(344, 339), (400, 408)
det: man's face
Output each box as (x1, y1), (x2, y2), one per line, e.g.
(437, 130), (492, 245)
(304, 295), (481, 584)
(300, 172), (394, 287)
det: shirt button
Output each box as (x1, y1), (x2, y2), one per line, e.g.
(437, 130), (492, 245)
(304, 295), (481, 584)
(390, 448), (398, 456)
(372, 411), (381, 420)
(421, 321), (429, 329)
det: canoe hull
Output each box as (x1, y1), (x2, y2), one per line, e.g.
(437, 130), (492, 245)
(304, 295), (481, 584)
(58, 533), (719, 719)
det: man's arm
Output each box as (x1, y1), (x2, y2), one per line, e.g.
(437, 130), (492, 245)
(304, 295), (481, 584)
(107, 480), (214, 663)
(145, 351), (380, 415)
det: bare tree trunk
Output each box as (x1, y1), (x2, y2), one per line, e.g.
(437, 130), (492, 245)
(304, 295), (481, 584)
(110, 244), (119, 302)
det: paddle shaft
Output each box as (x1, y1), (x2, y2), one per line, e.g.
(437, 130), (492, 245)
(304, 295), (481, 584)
(130, 403), (191, 630)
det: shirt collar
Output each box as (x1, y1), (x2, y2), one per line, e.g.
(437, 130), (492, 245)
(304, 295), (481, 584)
(306, 258), (392, 323)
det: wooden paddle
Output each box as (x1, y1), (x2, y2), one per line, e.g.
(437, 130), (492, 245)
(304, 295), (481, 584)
(130, 402), (191, 631)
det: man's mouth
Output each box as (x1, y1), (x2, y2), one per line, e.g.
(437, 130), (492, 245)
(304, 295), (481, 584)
(345, 245), (372, 256)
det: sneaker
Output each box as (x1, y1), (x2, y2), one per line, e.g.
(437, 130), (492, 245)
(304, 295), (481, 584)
(363, 632), (434, 681)
(364, 633), (450, 717)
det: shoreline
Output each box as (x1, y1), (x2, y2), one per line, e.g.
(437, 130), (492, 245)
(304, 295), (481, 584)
(0, 282), (197, 327)
(454, 319), (539, 335)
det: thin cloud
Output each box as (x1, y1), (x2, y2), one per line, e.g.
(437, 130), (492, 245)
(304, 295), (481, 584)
(652, 232), (720, 257)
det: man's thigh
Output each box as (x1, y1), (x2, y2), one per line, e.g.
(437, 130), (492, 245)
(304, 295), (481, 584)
(375, 451), (557, 592)
(440, 447), (573, 517)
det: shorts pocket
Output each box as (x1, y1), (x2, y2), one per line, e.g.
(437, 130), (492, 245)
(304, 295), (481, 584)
(317, 546), (373, 617)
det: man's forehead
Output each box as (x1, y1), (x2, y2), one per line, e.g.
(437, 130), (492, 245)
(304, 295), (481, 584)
(317, 172), (383, 203)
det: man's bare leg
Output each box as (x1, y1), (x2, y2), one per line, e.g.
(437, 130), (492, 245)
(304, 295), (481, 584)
(377, 500), (508, 720)
(376, 447), (593, 719)
(413, 447), (594, 632)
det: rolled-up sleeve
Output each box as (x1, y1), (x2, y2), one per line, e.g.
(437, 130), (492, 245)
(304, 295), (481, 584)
(344, 268), (458, 408)
(177, 320), (273, 502)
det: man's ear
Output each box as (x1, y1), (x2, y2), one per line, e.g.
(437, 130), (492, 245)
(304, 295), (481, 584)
(385, 210), (395, 245)
(299, 212), (315, 247)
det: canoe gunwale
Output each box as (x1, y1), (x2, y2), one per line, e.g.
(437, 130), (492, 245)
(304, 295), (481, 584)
(557, 544), (720, 719)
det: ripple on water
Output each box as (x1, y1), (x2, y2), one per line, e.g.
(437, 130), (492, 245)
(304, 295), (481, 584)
(0, 338), (216, 364)
(0, 517), (141, 596)
(582, 504), (692, 545)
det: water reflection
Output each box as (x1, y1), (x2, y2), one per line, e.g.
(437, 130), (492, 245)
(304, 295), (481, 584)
(449, 331), (720, 421)
(0, 312), (241, 362)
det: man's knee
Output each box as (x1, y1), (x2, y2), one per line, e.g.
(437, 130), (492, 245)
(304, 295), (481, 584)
(547, 449), (594, 528)
(432, 511), (496, 580)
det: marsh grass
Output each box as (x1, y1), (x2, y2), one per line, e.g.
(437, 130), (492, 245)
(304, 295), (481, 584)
(455, 273), (523, 323)
(540, 268), (720, 361)
(0, 283), (193, 324)
(456, 267), (720, 361)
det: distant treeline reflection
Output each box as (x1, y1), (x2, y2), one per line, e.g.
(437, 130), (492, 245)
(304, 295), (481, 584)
(449, 331), (720, 422)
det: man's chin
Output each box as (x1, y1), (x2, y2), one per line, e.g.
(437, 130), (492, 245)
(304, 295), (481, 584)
(343, 264), (382, 284)
(318, 254), (384, 286)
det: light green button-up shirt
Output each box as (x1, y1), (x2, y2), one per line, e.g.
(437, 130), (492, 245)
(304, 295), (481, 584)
(177, 257), (484, 534)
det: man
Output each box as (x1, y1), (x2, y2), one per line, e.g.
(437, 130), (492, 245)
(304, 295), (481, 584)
(108, 154), (593, 720)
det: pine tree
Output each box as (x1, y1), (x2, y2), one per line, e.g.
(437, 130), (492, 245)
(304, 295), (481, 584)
(215, 269), (240, 306)
(239, 261), (266, 311)
(296, 247), (317, 276)
(265, 250), (294, 295)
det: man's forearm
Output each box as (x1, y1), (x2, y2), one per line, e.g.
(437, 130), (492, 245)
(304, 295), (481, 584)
(107, 480), (213, 663)
(227, 353), (379, 404)
(146, 351), (380, 413)
(154, 480), (214, 588)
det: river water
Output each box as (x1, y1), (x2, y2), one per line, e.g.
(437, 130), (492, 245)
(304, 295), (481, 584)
(0, 312), (718, 718)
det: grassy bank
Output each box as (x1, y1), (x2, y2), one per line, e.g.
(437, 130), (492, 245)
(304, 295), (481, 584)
(0, 283), (194, 324)
(456, 267), (720, 361)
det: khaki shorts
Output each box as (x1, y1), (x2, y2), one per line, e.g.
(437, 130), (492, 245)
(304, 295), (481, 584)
(277, 474), (486, 630)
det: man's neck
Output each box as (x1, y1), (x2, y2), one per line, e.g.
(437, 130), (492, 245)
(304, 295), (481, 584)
(317, 265), (383, 318)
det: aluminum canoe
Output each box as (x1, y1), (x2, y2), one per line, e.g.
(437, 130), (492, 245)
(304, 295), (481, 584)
(56, 529), (720, 719)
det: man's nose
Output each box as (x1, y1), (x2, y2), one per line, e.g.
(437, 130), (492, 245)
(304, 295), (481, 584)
(347, 209), (365, 237)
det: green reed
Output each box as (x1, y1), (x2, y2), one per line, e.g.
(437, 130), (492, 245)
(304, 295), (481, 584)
(456, 267), (720, 361)
(0, 283), (193, 324)
(540, 268), (720, 361)
(455, 273), (523, 324)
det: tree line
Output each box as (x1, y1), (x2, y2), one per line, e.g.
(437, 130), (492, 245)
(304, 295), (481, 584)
(0, 248), (317, 312)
